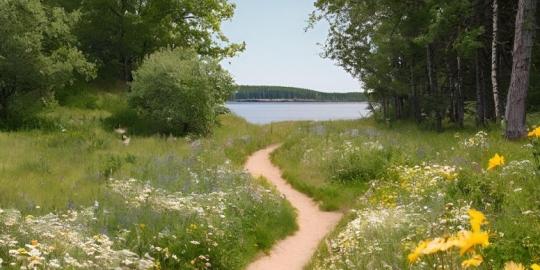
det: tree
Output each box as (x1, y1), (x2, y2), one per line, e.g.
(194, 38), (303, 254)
(312, 0), (530, 130)
(312, 0), (483, 129)
(505, 0), (538, 139)
(0, 0), (95, 124)
(71, 0), (244, 81)
(491, 0), (501, 121)
(129, 48), (234, 135)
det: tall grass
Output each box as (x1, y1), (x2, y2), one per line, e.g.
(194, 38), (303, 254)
(0, 85), (296, 269)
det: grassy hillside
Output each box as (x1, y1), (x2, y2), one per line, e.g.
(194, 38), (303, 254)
(231, 85), (366, 102)
(0, 84), (297, 270)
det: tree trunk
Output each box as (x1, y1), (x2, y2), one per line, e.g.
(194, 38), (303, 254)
(446, 60), (457, 124)
(505, 0), (538, 139)
(491, 0), (501, 121)
(456, 57), (465, 128)
(426, 45), (435, 96)
(382, 96), (388, 119)
(0, 80), (16, 121)
(410, 60), (421, 123)
(118, 0), (132, 82)
(476, 51), (486, 127)
(426, 44), (442, 131)
(0, 97), (8, 120)
(394, 95), (403, 119)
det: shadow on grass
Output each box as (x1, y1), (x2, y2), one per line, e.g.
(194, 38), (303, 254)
(102, 107), (177, 136)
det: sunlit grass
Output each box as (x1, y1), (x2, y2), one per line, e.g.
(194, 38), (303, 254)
(0, 87), (296, 269)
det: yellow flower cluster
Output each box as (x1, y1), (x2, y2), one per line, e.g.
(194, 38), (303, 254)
(487, 153), (505, 170)
(528, 127), (540, 138)
(505, 262), (526, 270)
(504, 262), (540, 270)
(408, 209), (489, 268)
(462, 254), (483, 268)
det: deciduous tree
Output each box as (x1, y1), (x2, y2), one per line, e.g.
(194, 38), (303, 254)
(71, 0), (244, 81)
(505, 0), (538, 139)
(0, 0), (95, 124)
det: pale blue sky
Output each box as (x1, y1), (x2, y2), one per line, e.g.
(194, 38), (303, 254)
(221, 0), (361, 93)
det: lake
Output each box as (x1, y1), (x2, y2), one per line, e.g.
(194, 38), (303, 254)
(226, 102), (370, 124)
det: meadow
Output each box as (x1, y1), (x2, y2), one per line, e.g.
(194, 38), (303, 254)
(271, 117), (540, 269)
(2, 84), (540, 270)
(0, 85), (297, 269)
(3, 0), (539, 269)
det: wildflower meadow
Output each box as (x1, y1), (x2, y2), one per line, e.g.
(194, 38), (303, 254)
(272, 118), (540, 269)
(0, 90), (297, 269)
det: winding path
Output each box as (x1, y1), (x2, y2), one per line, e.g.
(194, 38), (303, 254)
(244, 144), (342, 270)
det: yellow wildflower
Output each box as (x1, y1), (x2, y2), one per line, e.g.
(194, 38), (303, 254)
(468, 209), (487, 233)
(422, 238), (447, 254)
(504, 262), (525, 270)
(531, 264), (540, 270)
(462, 254), (483, 268)
(139, 223), (146, 229)
(31, 240), (39, 246)
(408, 240), (428, 264)
(443, 172), (458, 181)
(528, 127), (540, 138)
(457, 230), (489, 255)
(441, 236), (461, 251)
(408, 207), (491, 264)
(487, 153), (505, 170)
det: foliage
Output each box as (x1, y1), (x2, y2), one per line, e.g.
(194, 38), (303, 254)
(0, 0), (95, 127)
(310, 0), (540, 128)
(128, 48), (235, 136)
(49, 0), (244, 80)
(328, 140), (394, 183)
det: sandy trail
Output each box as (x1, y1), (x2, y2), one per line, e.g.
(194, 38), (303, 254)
(244, 144), (342, 270)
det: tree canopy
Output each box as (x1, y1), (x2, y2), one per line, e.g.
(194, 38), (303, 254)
(0, 0), (95, 125)
(47, 0), (244, 80)
(312, 0), (539, 133)
(1, 0), (240, 131)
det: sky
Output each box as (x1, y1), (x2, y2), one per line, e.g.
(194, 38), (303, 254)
(221, 0), (361, 93)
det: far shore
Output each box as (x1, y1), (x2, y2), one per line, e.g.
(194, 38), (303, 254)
(228, 99), (367, 103)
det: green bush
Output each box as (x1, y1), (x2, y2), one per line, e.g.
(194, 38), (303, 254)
(129, 48), (234, 136)
(329, 146), (393, 183)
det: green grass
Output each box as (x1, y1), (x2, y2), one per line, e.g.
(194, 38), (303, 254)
(269, 118), (540, 269)
(2, 82), (540, 269)
(0, 85), (297, 269)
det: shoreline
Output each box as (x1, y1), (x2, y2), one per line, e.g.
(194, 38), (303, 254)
(228, 99), (367, 103)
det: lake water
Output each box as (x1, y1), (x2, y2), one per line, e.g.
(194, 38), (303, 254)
(226, 102), (370, 124)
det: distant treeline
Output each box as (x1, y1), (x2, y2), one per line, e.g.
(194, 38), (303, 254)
(230, 85), (366, 102)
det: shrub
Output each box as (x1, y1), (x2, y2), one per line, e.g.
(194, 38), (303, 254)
(328, 141), (393, 183)
(129, 48), (234, 136)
